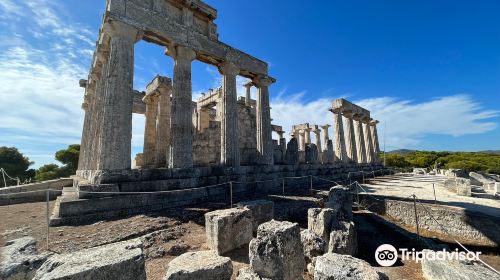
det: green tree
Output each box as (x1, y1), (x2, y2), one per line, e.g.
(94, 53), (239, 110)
(35, 144), (80, 181)
(0, 147), (35, 186)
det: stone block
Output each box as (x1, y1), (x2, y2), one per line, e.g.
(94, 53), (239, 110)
(284, 138), (299, 165)
(326, 186), (353, 220)
(205, 208), (253, 254)
(77, 183), (119, 199)
(249, 220), (305, 280)
(33, 239), (146, 280)
(236, 200), (274, 235)
(328, 221), (357, 256)
(236, 267), (271, 280)
(300, 229), (327, 263)
(164, 251), (232, 280)
(1, 237), (50, 280)
(308, 208), (336, 246)
(314, 253), (384, 280)
(421, 249), (497, 280)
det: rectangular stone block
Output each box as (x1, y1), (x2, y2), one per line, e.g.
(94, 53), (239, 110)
(308, 208), (336, 247)
(236, 200), (274, 235)
(205, 208), (253, 254)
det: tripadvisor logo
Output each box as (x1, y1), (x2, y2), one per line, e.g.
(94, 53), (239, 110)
(375, 244), (482, 267)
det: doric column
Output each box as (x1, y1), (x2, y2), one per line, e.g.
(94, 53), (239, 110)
(312, 126), (322, 152)
(370, 120), (380, 162)
(353, 114), (366, 164)
(332, 108), (348, 162)
(304, 128), (312, 144)
(320, 124), (331, 151)
(343, 110), (358, 163)
(167, 45), (196, 168)
(277, 131), (286, 152)
(96, 21), (140, 171)
(142, 94), (159, 167)
(253, 76), (274, 165)
(244, 82), (252, 107)
(155, 79), (172, 167)
(363, 117), (374, 164)
(88, 51), (107, 171)
(219, 62), (240, 166)
(298, 130), (306, 151)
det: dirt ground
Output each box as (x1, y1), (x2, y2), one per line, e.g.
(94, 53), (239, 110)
(1, 184), (499, 279)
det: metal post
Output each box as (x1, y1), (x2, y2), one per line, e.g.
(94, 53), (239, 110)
(309, 175), (313, 195)
(413, 195), (420, 239)
(356, 182), (360, 205)
(282, 178), (285, 197)
(432, 183), (437, 204)
(1, 169), (7, 188)
(229, 182), (233, 208)
(46, 189), (50, 251)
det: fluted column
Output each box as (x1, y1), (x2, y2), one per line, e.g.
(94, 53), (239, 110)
(244, 82), (252, 107)
(219, 62), (240, 166)
(353, 114), (366, 164)
(168, 45), (196, 168)
(155, 81), (172, 167)
(298, 130), (305, 151)
(363, 117), (374, 164)
(312, 127), (322, 152)
(343, 110), (358, 163)
(142, 94), (159, 167)
(304, 128), (312, 144)
(78, 88), (93, 171)
(253, 76), (274, 165)
(88, 52), (107, 171)
(320, 124), (330, 151)
(371, 120), (380, 162)
(332, 108), (348, 162)
(96, 21), (140, 171)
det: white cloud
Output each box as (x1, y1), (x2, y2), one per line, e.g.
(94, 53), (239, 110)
(270, 92), (498, 150)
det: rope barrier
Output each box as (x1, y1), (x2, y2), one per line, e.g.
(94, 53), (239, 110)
(0, 168), (21, 187)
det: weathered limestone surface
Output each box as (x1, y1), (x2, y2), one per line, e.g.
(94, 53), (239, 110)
(285, 138), (299, 165)
(370, 120), (380, 161)
(343, 111), (358, 163)
(328, 221), (357, 256)
(363, 118), (374, 164)
(205, 208), (253, 254)
(353, 114), (366, 164)
(249, 220), (305, 280)
(169, 45), (197, 169)
(444, 178), (471, 196)
(312, 125), (322, 152)
(236, 200), (274, 235)
(421, 250), (497, 280)
(314, 253), (384, 280)
(308, 208), (336, 246)
(142, 94), (159, 167)
(332, 109), (348, 163)
(326, 186), (353, 221)
(305, 143), (319, 164)
(236, 268), (271, 280)
(33, 239), (146, 280)
(321, 140), (334, 164)
(0, 237), (50, 280)
(164, 251), (232, 280)
(469, 172), (496, 190)
(154, 76), (172, 167)
(300, 229), (327, 263)
(254, 76), (274, 165)
(320, 125), (331, 152)
(219, 62), (240, 166)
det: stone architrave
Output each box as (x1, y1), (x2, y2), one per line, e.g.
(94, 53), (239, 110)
(96, 21), (141, 171)
(370, 120), (380, 162)
(343, 110), (357, 163)
(167, 45), (197, 168)
(142, 94), (159, 167)
(363, 117), (374, 164)
(320, 125), (331, 152)
(353, 114), (366, 164)
(219, 62), (240, 167)
(332, 108), (348, 163)
(155, 78), (172, 167)
(253, 76), (274, 165)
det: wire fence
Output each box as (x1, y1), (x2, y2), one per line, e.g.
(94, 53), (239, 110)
(3, 168), (495, 275)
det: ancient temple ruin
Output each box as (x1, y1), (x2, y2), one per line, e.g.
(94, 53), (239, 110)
(51, 0), (383, 225)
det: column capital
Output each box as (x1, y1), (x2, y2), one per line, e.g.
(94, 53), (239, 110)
(218, 61), (239, 76)
(102, 20), (142, 42)
(142, 94), (158, 104)
(166, 45), (197, 62)
(362, 117), (373, 124)
(244, 81), (253, 89)
(330, 107), (342, 114)
(253, 75), (275, 87)
(342, 110), (354, 118)
(352, 113), (364, 121)
(370, 120), (380, 126)
(320, 124), (331, 129)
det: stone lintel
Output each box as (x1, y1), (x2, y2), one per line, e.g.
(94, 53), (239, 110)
(146, 75), (172, 96)
(330, 98), (370, 118)
(271, 125), (283, 133)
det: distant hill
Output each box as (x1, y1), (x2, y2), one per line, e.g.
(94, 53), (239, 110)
(387, 149), (417, 155)
(480, 150), (500, 155)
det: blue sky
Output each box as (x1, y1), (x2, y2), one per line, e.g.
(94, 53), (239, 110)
(0, 0), (499, 168)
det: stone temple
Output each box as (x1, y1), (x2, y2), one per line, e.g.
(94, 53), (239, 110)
(50, 0), (383, 225)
